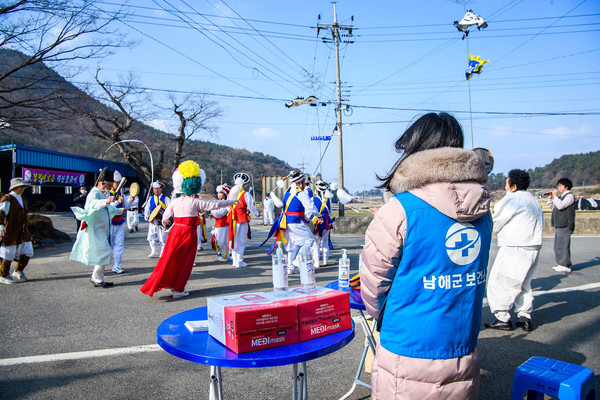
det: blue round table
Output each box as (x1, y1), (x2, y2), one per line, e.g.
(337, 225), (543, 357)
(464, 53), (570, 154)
(157, 306), (355, 400)
(325, 281), (377, 400)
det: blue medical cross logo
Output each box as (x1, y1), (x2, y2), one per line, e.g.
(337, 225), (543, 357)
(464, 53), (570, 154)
(455, 232), (475, 257)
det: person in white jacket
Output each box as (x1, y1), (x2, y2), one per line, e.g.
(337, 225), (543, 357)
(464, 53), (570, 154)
(485, 169), (543, 332)
(262, 193), (275, 225)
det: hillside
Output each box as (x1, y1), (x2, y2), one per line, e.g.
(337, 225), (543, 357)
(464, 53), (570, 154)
(486, 151), (600, 190)
(0, 48), (291, 195)
(528, 151), (600, 188)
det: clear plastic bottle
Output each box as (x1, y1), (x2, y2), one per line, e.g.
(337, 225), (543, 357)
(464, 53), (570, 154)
(358, 245), (365, 272)
(338, 248), (350, 288)
(272, 242), (288, 297)
(298, 243), (316, 293)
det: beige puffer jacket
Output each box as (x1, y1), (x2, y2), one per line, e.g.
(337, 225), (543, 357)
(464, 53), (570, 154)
(361, 147), (490, 400)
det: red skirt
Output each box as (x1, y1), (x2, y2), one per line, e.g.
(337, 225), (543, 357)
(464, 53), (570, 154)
(140, 216), (199, 297)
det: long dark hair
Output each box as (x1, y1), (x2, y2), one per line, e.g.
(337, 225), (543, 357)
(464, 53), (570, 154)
(377, 112), (464, 191)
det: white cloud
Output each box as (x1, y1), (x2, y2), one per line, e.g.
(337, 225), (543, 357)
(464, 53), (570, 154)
(240, 127), (280, 139)
(541, 123), (593, 137)
(143, 119), (175, 133)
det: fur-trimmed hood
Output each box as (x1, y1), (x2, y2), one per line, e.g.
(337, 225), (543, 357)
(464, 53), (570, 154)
(389, 147), (487, 193)
(389, 147), (490, 221)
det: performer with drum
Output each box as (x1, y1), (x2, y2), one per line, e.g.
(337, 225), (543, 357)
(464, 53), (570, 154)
(126, 182), (140, 233)
(140, 161), (237, 299)
(143, 181), (170, 258)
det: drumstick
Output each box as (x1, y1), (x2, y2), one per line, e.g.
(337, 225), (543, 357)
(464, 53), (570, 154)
(115, 177), (127, 195)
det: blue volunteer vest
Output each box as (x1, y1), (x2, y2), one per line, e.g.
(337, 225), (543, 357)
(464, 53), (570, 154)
(283, 188), (306, 224)
(380, 192), (492, 360)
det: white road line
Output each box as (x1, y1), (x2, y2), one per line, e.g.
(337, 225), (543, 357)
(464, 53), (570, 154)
(532, 282), (600, 295)
(482, 282), (600, 307)
(0, 344), (161, 367)
(2, 282), (599, 368)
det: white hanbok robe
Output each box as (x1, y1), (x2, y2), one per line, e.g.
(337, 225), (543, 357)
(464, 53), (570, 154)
(126, 195), (139, 230)
(70, 187), (123, 266)
(211, 207), (230, 255)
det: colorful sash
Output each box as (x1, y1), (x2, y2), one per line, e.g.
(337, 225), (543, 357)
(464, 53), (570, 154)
(312, 198), (333, 235)
(150, 195), (167, 213)
(199, 213), (207, 243)
(259, 187), (300, 254)
(110, 190), (125, 225)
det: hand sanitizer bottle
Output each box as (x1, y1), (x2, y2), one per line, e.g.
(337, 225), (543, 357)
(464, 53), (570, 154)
(272, 242), (288, 297)
(338, 249), (350, 288)
(299, 243), (316, 293)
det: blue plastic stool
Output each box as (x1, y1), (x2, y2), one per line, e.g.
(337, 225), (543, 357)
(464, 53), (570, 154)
(511, 357), (597, 400)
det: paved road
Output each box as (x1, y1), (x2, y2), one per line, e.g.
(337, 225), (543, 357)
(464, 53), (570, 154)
(0, 214), (599, 399)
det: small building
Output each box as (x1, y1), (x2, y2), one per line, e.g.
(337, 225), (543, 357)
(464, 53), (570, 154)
(0, 144), (140, 212)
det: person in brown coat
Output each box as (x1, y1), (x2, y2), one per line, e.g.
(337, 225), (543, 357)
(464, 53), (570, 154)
(0, 178), (34, 284)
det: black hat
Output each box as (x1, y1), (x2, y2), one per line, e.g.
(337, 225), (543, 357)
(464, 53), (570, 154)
(233, 172), (250, 185)
(288, 170), (305, 183)
(99, 168), (115, 183)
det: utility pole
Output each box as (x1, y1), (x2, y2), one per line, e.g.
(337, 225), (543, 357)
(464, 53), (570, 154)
(318, 2), (353, 216)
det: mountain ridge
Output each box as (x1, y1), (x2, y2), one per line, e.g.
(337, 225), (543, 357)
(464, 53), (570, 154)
(0, 48), (292, 196)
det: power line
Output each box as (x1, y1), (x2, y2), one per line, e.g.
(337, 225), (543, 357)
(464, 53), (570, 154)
(354, 29), (600, 42)
(347, 104), (600, 116)
(473, 125), (600, 138)
(216, 0), (314, 80)
(114, 17), (317, 41)
(95, 0), (315, 29)
(348, 79), (600, 95)
(152, 0), (307, 97)
(355, 22), (600, 37)
(354, 13), (600, 30)
(22, 74), (598, 118)
(89, 4), (273, 99)
(352, 72), (600, 88)
(493, 0), (589, 66)
(352, 37), (460, 95)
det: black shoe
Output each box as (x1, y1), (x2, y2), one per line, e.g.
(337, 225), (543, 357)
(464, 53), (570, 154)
(135, 226), (138, 232)
(516, 318), (533, 332)
(485, 319), (514, 331)
(90, 279), (114, 288)
(129, 229), (134, 233)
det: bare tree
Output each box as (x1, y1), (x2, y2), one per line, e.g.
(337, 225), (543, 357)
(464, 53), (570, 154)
(170, 93), (223, 166)
(64, 70), (155, 188)
(0, 0), (129, 130)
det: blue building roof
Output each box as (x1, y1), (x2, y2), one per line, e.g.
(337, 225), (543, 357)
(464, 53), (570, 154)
(0, 144), (137, 176)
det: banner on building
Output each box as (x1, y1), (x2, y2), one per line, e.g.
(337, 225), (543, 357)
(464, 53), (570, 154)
(22, 167), (86, 186)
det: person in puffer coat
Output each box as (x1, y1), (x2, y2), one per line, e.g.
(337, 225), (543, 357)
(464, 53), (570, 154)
(361, 112), (492, 400)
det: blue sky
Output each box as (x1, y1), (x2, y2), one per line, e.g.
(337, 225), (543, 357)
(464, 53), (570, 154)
(73, 0), (600, 192)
